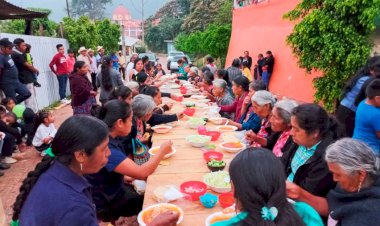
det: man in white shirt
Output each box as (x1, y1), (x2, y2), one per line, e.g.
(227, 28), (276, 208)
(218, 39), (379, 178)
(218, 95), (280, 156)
(76, 46), (92, 81)
(88, 49), (98, 91)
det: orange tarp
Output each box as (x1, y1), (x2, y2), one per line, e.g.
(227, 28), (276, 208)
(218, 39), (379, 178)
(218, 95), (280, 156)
(226, 0), (320, 103)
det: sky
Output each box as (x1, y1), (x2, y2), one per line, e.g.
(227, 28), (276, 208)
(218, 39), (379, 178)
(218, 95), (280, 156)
(8, 0), (170, 22)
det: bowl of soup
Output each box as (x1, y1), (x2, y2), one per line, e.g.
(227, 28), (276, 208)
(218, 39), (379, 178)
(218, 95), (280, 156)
(149, 146), (177, 159)
(151, 125), (173, 134)
(205, 212), (236, 226)
(138, 203), (184, 226)
(216, 125), (238, 132)
(219, 141), (246, 153)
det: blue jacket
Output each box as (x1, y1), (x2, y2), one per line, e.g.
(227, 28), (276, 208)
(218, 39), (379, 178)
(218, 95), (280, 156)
(238, 105), (261, 133)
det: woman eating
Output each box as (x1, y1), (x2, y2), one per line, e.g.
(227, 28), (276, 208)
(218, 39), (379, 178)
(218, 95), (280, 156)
(69, 61), (97, 115)
(226, 81), (266, 132)
(212, 148), (305, 226)
(141, 86), (184, 126)
(108, 85), (133, 104)
(12, 116), (110, 225)
(284, 104), (339, 198)
(268, 99), (298, 157)
(286, 138), (380, 226)
(86, 100), (173, 223)
(245, 90), (277, 147)
(96, 56), (124, 105)
(219, 76), (250, 122)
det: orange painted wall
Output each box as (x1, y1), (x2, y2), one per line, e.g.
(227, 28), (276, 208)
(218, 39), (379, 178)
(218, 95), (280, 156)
(226, 0), (320, 103)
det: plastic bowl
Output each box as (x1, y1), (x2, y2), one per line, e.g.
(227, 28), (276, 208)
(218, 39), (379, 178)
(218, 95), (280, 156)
(180, 181), (208, 201)
(200, 193), (218, 208)
(198, 126), (208, 135)
(148, 146), (177, 159)
(216, 125), (238, 132)
(186, 135), (212, 148)
(207, 162), (226, 172)
(205, 131), (221, 141)
(203, 151), (224, 162)
(137, 203), (184, 226)
(219, 142), (246, 153)
(184, 108), (195, 116)
(219, 192), (235, 208)
(151, 125), (173, 134)
(203, 171), (232, 194)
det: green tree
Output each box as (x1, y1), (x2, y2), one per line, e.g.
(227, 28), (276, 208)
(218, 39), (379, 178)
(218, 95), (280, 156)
(71, 0), (112, 20)
(95, 19), (120, 52)
(285, 0), (380, 111)
(62, 16), (98, 52)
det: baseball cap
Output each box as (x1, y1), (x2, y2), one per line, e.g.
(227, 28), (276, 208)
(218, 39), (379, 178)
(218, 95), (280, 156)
(0, 38), (15, 47)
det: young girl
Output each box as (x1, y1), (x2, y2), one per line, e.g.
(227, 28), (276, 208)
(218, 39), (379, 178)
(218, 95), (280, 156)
(32, 110), (57, 156)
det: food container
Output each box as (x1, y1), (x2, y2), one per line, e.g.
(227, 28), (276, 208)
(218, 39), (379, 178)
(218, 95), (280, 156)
(203, 151), (224, 162)
(205, 131), (221, 141)
(148, 146), (177, 159)
(184, 108), (195, 116)
(216, 125), (238, 132)
(151, 125), (173, 134)
(200, 193), (218, 208)
(207, 160), (226, 172)
(180, 181), (207, 201)
(198, 126), (208, 135)
(137, 203), (184, 226)
(205, 212), (236, 226)
(209, 117), (226, 125)
(219, 192), (235, 208)
(186, 135), (212, 148)
(219, 142), (246, 153)
(203, 171), (232, 193)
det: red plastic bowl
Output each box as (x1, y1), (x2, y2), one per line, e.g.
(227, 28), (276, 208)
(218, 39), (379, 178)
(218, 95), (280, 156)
(203, 151), (224, 162)
(198, 126), (208, 135)
(184, 108), (195, 116)
(205, 131), (221, 141)
(180, 181), (207, 201)
(219, 192), (235, 208)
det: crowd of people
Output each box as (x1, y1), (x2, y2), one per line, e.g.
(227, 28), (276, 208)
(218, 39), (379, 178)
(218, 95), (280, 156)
(1, 35), (380, 226)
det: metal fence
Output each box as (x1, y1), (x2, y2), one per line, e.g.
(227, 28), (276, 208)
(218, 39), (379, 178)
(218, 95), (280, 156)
(0, 33), (70, 109)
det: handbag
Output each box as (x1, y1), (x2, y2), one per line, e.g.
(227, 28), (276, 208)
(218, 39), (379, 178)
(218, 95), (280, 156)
(132, 138), (150, 165)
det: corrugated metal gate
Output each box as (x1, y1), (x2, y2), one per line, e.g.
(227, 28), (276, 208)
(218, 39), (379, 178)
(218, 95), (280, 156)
(0, 33), (70, 109)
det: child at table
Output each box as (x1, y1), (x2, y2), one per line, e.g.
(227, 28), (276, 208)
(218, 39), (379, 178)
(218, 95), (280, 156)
(32, 110), (57, 156)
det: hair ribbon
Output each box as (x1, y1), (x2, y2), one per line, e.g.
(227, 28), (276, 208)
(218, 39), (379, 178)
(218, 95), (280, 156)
(261, 206), (278, 221)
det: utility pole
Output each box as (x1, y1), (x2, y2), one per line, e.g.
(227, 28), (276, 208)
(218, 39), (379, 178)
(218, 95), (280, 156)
(142, 0), (145, 45)
(65, 0), (71, 18)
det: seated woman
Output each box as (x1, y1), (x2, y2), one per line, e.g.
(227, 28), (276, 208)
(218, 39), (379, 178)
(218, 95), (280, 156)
(108, 85), (133, 104)
(219, 76), (250, 122)
(212, 148), (305, 226)
(141, 86), (184, 126)
(268, 99), (298, 157)
(153, 63), (166, 76)
(129, 58), (144, 81)
(212, 79), (234, 119)
(284, 103), (339, 198)
(86, 100), (173, 223)
(125, 81), (140, 97)
(201, 71), (215, 100)
(226, 81), (266, 132)
(12, 116), (110, 225)
(245, 90), (277, 147)
(287, 138), (380, 226)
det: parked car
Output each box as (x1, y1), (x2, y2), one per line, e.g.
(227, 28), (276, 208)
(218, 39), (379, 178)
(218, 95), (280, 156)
(139, 52), (158, 66)
(167, 51), (185, 70)
(169, 55), (192, 73)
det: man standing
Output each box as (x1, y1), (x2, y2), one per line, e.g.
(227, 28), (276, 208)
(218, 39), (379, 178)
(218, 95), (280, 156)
(0, 38), (31, 104)
(11, 38), (39, 112)
(76, 46), (92, 81)
(96, 46), (105, 66)
(88, 49), (98, 91)
(242, 51), (253, 70)
(255, 53), (266, 80)
(262, 50), (275, 89)
(118, 51), (126, 81)
(49, 44), (70, 104)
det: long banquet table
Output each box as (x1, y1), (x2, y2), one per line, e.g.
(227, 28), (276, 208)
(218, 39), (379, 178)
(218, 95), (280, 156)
(142, 91), (240, 226)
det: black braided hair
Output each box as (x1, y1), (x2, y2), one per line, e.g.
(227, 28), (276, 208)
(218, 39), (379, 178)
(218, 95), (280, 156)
(12, 115), (109, 222)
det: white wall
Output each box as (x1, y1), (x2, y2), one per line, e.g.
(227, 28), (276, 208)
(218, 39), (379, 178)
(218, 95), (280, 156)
(0, 33), (70, 109)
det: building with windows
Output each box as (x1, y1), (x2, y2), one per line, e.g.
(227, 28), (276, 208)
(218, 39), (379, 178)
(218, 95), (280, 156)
(112, 4), (143, 40)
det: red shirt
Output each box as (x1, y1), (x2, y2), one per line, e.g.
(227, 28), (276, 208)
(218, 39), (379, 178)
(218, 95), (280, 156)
(220, 92), (248, 122)
(49, 53), (69, 75)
